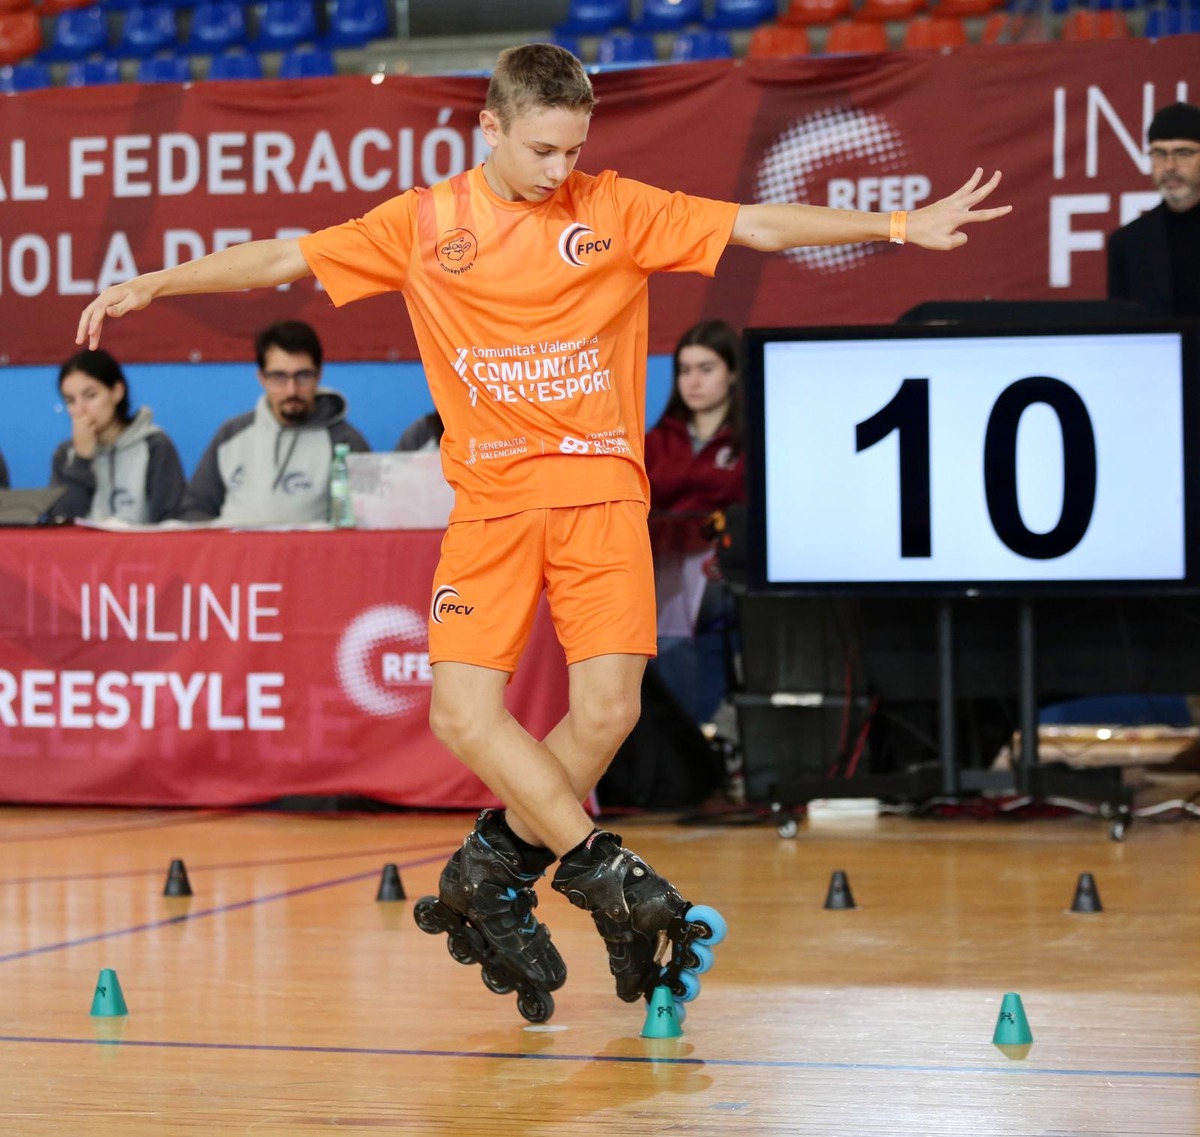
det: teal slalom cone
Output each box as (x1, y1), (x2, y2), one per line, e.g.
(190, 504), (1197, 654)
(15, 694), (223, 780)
(90, 968), (129, 1017)
(641, 986), (683, 1039)
(992, 992), (1032, 1045)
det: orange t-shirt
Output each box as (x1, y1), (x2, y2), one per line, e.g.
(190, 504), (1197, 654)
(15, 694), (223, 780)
(299, 166), (739, 522)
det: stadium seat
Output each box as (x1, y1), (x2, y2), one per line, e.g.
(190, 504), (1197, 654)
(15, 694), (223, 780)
(902, 14), (966, 47)
(137, 53), (192, 81)
(0, 57), (50, 88)
(45, 5), (108, 59)
(1144, 6), (1200, 35)
(824, 19), (889, 50)
(779, 0), (852, 26)
(707, 0), (777, 28)
(42, 0), (101, 14)
(1060, 8), (1127, 38)
(551, 32), (583, 56)
(117, 5), (178, 56)
(979, 11), (1049, 42)
(323, 0), (389, 47)
(278, 44), (335, 76)
(594, 31), (657, 65)
(936, 0), (1000, 16)
(185, 0), (247, 52)
(855, 0), (925, 21)
(671, 28), (733, 59)
(633, 0), (703, 32)
(746, 23), (812, 55)
(554, 0), (629, 36)
(65, 57), (123, 83)
(254, 0), (316, 49)
(0, 9), (40, 64)
(207, 46), (262, 76)
(0, 0), (31, 13)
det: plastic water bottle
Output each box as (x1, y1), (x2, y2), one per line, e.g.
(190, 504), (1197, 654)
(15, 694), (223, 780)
(329, 442), (354, 529)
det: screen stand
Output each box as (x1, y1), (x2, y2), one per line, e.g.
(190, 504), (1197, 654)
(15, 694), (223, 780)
(937, 599), (958, 795)
(1016, 597), (1038, 792)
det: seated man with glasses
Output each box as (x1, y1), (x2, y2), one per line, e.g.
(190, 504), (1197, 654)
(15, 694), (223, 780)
(179, 320), (369, 524)
(1107, 101), (1200, 319)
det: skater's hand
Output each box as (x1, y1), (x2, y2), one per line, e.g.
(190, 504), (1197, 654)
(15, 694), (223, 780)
(77, 277), (156, 350)
(905, 169), (1011, 251)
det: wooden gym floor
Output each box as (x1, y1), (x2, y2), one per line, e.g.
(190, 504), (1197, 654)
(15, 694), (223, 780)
(0, 805), (1196, 1135)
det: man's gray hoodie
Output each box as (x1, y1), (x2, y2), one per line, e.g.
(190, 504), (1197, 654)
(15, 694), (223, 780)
(50, 406), (186, 523)
(179, 389), (369, 524)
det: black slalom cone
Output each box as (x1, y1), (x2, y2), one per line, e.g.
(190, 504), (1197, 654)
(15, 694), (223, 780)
(823, 870), (856, 910)
(1070, 871), (1103, 913)
(376, 863), (406, 902)
(163, 858), (193, 898)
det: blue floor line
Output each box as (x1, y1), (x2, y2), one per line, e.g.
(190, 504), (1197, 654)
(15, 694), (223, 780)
(0, 1034), (1195, 1080)
(0, 850), (451, 965)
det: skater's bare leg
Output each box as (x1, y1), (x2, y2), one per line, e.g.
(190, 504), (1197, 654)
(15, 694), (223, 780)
(429, 655), (644, 854)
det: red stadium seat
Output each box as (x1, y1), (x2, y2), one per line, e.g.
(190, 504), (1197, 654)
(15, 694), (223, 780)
(779, 0), (851, 25)
(936, 0), (1001, 17)
(825, 18), (889, 51)
(0, 0), (32, 14)
(1060, 8), (1127, 39)
(0, 9), (41, 64)
(746, 23), (812, 56)
(979, 11), (1050, 42)
(855, 0), (925, 21)
(903, 14), (966, 47)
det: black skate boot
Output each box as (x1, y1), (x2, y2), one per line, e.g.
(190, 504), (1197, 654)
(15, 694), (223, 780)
(551, 831), (726, 1007)
(413, 810), (566, 1023)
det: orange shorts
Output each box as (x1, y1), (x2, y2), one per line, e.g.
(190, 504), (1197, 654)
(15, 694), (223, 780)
(428, 500), (657, 671)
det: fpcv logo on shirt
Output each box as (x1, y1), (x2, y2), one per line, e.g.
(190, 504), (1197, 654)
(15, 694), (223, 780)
(558, 223), (611, 268)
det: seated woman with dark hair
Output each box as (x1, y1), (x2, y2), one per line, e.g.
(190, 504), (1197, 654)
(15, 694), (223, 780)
(50, 349), (186, 523)
(644, 318), (745, 726)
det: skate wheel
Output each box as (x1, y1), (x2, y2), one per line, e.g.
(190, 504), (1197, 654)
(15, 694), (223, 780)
(668, 968), (701, 1003)
(482, 967), (514, 996)
(447, 934), (480, 966)
(673, 999), (687, 1026)
(413, 897), (442, 935)
(683, 942), (714, 975)
(686, 904), (727, 947)
(517, 989), (554, 1024)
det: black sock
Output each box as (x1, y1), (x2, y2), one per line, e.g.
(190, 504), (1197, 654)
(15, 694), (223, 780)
(559, 828), (603, 866)
(496, 810), (551, 858)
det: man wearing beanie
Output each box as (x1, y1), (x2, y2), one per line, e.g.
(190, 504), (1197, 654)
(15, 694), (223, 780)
(1107, 101), (1200, 317)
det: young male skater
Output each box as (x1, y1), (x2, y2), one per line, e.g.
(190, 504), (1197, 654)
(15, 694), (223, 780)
(77, 44), (1010, 1022)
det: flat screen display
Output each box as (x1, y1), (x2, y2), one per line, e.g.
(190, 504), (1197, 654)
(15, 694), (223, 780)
(744, 324), (1200, 594)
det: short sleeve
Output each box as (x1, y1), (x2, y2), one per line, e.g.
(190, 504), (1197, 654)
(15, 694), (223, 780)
(608, 175), (739, 278)
(299, 192), (420, 307)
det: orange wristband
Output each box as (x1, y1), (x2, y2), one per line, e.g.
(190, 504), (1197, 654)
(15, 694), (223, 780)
(889, 210), (907, 245)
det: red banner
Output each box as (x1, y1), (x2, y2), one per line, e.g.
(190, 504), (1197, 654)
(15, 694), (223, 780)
(0, 528), (568, 807)
(0, 39), (1192, 364)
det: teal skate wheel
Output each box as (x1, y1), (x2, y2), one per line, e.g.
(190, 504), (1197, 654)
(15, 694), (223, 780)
(673, 968), (701, 1003)
(673, 999), (688, 1026)
(686, 905), (727, 947)
(684, 942), (714, 975)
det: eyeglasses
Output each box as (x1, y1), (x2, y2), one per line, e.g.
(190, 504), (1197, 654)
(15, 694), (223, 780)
(261, 369), (319, 386)
(1149, 146), (1200, 164)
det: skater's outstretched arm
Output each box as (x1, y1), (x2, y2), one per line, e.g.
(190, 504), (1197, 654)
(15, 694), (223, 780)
(76, 239), (312, 350)
(730, 168), (1011, 253)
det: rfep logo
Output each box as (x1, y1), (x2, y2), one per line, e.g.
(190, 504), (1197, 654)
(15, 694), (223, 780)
(558, 223), (611, 267)
(335, 604), (431, 718)
(755, 105), (928, 274)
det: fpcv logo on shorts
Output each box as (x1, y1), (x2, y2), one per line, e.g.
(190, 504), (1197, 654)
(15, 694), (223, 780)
(431, 584), (475, 623)
(558, 223), (612, 268)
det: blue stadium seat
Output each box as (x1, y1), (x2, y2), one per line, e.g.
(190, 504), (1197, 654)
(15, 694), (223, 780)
(278, 44), (334, 76)
(136, 53), (191, 81)
(45, 6), (108, 61)
(707, 0), (777, 27)
(1145, 6), (1200, 34)
(551, 32), (583, 57)
(207, 47), (262, 77)
(671, 29), (733, 59)
(0, 59), (52, 91)
(117, 5), (177, 56)
(185, 0), (247, 52)
(594, 31), (657, 65)
(633, 0), (703, 31)
(254, 0), (316, 49)
(555, 0), (630, 35)
(323, 0), (388, 47)
(65, 57), (123, 84)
